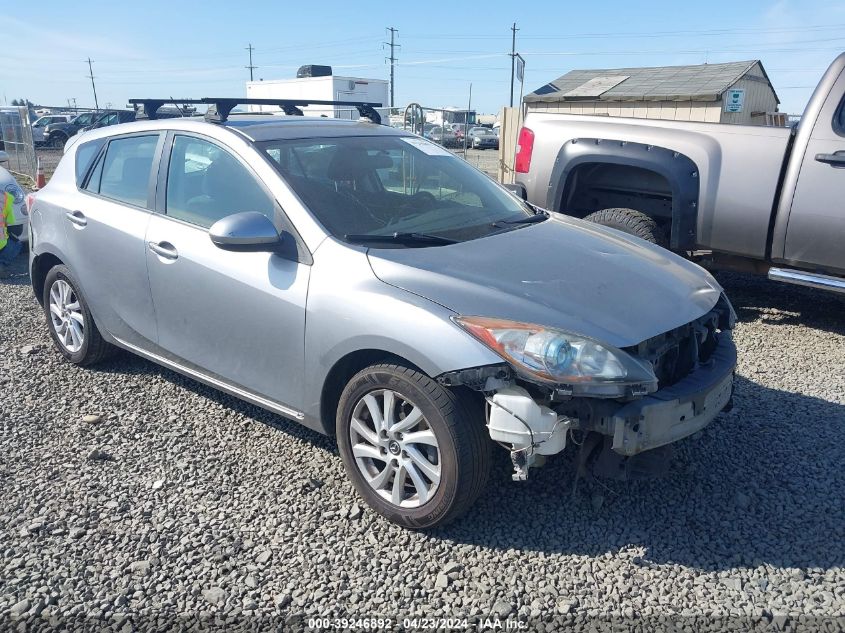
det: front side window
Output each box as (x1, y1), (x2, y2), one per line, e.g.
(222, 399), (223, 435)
(165, 135), (275, 229)
(93, 135), (158, 207)
(74, 113), (94, 126)
(259, 134), (536, 244)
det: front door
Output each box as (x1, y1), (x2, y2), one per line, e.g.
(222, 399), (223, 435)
(63, 133), (162, 347)
(783, 74), (845, 274)
(144, 133), (309, 412)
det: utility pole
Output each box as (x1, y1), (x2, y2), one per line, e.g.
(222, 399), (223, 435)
(86, 58), (99, 110)
(384, 27), (399, 109)
(245, 43), (257, 81)
(509, 22), (519, 107)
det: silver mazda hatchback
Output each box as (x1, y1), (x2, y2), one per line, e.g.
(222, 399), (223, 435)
(28, 103), (736, 528)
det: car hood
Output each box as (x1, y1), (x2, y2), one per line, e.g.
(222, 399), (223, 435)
(367, 215), (722, 348)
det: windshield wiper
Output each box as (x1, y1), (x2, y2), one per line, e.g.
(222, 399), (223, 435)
(345, 232), (457, 246)
(491, 210), (549, 228)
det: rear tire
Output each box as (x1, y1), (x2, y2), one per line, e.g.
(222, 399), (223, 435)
(43, 265), (112, 366)
(336, 363), (490, 529)
(583, 207), (667, 247)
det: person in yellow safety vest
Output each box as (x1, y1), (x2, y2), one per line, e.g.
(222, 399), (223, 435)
(0, 190), (22, 279)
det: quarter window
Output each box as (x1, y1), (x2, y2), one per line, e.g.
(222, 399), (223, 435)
(84, 153), (105, 193)
(94, 135), (158, 207)
(835, 94), (845, 136)
(75, 139), (106, 186)
(165, 135), (275, 228)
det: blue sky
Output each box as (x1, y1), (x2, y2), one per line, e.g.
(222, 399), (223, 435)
(3, 0), (844, 116)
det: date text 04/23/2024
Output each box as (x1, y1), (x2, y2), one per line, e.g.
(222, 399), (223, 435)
(306, 617), (528, 631)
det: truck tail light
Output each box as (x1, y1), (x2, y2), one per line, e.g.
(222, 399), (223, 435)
(515, 127), (534, 173)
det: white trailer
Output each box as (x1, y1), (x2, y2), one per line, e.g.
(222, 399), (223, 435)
(246, 76), (390, 123)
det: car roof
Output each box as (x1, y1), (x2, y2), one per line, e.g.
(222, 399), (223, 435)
(72, 115), (412, 143)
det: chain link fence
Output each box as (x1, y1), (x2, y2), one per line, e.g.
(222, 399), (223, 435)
(0, 106), (38, 180)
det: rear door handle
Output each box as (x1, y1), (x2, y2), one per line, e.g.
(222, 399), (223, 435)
(814, 151), (845, 166)
(65, 210), (87, 227)
(148, 241), (178, 260)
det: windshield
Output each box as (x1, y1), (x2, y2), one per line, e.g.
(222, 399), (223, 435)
(259, 134), (536, 244)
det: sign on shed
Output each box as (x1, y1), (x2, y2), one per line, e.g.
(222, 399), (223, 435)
(724, 88), (745, 113)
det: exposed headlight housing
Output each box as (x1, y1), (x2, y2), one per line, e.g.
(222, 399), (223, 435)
(453, 316), (658, 397)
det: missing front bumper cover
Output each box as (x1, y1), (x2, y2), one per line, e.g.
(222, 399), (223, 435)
(484, 335), (737, 480)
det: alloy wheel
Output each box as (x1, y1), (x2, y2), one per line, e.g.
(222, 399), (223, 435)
(349, 389), (441, 508)
(49, 279), (85, 353)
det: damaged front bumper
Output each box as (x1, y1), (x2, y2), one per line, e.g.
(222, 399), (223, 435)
(609, 335), (736, 456)
(471, 332), (736, 480)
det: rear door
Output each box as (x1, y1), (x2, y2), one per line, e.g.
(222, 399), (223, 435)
(63, 132), (162, 347)
(782, 71), (845, 273)
(144, 132), (309, 414)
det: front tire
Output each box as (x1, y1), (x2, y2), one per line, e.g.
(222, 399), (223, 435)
(583, 207), (667, 247)
(336, 363), (490, 529)
(47, 134), (67, 149)
(43, 265), (112, 366)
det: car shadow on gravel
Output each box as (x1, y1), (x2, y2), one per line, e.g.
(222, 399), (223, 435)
(87, 353), (336, 452)
(440, 373), (845, 573)
(716, 271), (845, 336)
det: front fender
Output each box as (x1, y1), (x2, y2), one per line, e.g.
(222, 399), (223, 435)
(302, 240), (502, 427)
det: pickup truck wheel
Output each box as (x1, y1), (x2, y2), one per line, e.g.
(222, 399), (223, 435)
(336, 363), (490, 529)
(584, 208), (667, 247)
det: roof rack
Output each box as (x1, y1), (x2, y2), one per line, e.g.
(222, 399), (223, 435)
(128, 99), (205, 120)
(128, 97), (383, 125)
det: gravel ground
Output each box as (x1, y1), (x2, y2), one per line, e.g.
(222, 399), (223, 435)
(463, 148), (499, 179)
(1, 249), (844, 632)
(36, 148), (62, 182)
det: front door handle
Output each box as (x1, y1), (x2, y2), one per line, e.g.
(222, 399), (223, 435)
(65, 210), (87, 227)
(815, 151), (845, 166)
(148, 241), (178, 260)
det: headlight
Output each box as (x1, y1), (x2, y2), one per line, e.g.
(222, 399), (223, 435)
(454, 316), (657, 395)
(4, 182), (24, 205)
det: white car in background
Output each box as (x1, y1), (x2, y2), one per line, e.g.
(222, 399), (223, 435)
(1, 165), (28, 243)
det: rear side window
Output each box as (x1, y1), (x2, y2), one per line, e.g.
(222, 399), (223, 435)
(90, 135), (158, 207)
(75, 139), (106, 186)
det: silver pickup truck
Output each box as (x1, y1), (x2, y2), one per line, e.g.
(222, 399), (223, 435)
(515, 53), (845, 295)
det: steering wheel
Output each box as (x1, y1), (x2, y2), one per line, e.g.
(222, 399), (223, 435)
(406, 191), (438, 210)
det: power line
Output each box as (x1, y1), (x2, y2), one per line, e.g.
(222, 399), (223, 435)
(384, 27), (399, 108)
(401, 23), (845, 40)
(86, 58), (99, 110)
(245, 43), (257, 81)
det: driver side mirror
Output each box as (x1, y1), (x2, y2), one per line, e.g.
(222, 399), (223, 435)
(209, 211), (286, 254)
